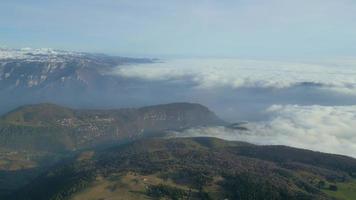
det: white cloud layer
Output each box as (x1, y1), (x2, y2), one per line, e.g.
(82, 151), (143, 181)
(115, 59), (356, 95)
(173, 104), (356, 158)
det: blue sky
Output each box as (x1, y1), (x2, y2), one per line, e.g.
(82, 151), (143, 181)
(1, 0), (356, 58)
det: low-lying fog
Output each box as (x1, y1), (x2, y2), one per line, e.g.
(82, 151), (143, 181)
(113, 58), (356, 157)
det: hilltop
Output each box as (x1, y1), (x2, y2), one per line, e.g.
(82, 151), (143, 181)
(0, 102), (224, 152)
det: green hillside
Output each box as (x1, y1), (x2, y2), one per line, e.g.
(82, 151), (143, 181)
(12, 137), (356, 200)
(1, 103), (75, 126)
(0, 102), (224, 152)
(0, 103), (224, 198)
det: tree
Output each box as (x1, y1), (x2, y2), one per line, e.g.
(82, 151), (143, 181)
(329, 185), (338, 191)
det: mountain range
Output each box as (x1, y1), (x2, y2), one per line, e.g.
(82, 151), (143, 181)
(0, 48), (155, 114)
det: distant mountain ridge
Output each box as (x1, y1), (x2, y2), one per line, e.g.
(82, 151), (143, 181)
(0, 48), (155, 114)
(0, 48), (153, 89)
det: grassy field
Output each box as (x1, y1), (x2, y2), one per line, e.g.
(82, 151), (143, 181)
(70, 172), (196, 200)
(323, 179), (356, 200)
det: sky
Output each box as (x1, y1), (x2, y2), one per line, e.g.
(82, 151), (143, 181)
(1, 0), (356, 58)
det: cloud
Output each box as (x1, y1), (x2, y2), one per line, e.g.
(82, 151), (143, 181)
(172, 104), (356, 158)
(114, 59), (356, 95)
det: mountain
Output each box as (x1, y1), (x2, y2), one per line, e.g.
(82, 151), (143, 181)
(0, 102), (224, 153)
(10, 137), (356, 200)
(0, 48), (153, 91)
(0, 48), (155, 114)
(0, 102), (224, 197)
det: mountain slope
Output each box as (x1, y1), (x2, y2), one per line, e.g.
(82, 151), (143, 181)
(0, 102), (224, 198)
(0, 102), (224, 152)
(12, 137), (356, 200)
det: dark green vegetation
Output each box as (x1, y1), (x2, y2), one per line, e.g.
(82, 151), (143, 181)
(0, 103), (223, 198)
(10, 137), (356, 200)
(147, 184), (189, 200)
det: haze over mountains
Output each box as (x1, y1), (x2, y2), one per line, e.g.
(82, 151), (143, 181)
(1, 48), (356, 200)
(1, 48), (356, 158)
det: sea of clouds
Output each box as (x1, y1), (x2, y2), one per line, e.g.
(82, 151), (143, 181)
(172, 105), (356, 158)
(113, 58), (356, 157)
(114, 59), (356, 95)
